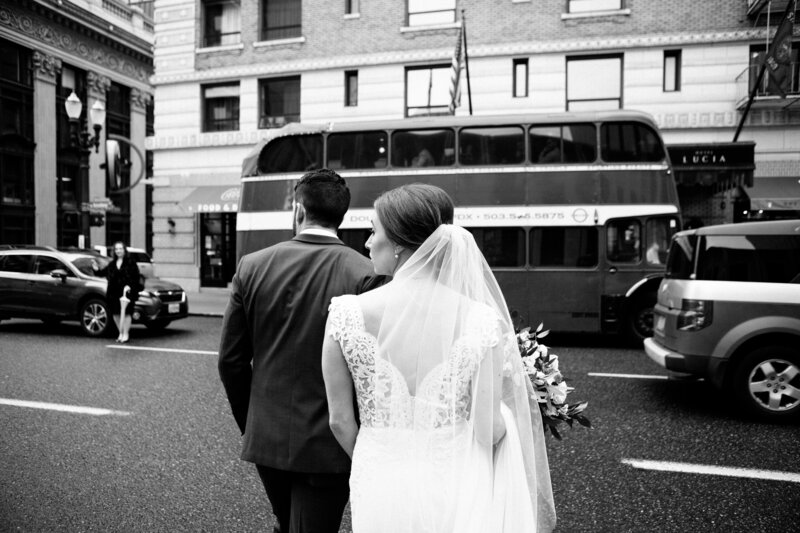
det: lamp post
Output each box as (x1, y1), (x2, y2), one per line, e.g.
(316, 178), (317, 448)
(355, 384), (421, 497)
(64, 91), (105, 248)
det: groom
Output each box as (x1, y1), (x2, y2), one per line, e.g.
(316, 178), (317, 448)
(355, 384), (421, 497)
(218, 168), (380, 533)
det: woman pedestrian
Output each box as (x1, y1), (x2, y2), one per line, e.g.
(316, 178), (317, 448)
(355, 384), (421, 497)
(92, 241), (141, 343)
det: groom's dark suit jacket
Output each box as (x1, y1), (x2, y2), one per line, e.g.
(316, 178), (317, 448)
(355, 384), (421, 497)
(219, 232), (378, 473)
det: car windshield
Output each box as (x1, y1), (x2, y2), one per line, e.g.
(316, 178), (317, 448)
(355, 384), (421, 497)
(664, 234), (696, 279)
(72, 255), (110, 276)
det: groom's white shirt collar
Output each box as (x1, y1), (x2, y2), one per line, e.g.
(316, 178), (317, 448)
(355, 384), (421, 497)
(298, 227), (338, 238)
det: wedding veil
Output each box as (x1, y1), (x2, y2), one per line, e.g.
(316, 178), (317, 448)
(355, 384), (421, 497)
(372, 224), (557, 531)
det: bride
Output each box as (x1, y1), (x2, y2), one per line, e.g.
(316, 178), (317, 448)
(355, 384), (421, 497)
(322, 184), (556, 532)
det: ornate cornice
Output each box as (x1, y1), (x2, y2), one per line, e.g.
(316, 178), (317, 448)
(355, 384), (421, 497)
(152, 28), (794, 86)
(0, 5), (151, 83)
(31, 50), (61, 83)
(87, 71), (112, 98)
(130, 87), (152, 111)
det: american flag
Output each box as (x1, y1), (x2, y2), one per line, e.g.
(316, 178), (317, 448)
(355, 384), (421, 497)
(448, 23), (466, 115)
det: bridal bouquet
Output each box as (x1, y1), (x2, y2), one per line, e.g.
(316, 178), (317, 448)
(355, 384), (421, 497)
(515, 322), (591, 440)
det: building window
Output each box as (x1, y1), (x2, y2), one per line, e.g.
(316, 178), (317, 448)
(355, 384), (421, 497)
(663, 50), (681, 92)
(202, 0), (241, 47)
(566, 54), (622, 111)
(106, 82), (132, 246)
(513, 58), (528, 98)
(203, 83), (240, 132)
(408, 0), (455, 26)
(259, 76), (300, 128)
(405, 65), (451, 117)
(749, 43), (800, 97)
(0, 38), (35, 245)
(261, 0), (301, 41)
(345, 0), (359, 15)
(568, 0), (622, 13)
(345, 70), (358, 107)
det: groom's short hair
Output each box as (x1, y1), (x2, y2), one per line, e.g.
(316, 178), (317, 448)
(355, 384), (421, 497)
(294, 168), (351, 229)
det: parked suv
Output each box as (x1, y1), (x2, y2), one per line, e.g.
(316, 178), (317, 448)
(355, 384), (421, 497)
(644, 220), (800, 421)
(0, 249), (188, 337)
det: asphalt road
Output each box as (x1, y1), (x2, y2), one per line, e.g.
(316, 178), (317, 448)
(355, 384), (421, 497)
(1, 316), (798, 532)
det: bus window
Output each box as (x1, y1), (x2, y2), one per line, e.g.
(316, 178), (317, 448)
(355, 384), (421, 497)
(529, 124), (595, 163)
(601, 122), (665, 163)
(257, 135), (323, 173)
(391, 129), (455, 168)
(338, 229), (372, 257)
(458, 126), (524, 165)
(645, 217), (679, 266)
(607, 219), (642, 263)
(530, 227), (598, 268)
(467, 228), (525, 267)
(327, 131), (388, 170)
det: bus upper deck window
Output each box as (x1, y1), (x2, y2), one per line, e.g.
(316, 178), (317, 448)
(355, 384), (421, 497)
(257, 135), (323, 174)
(529, 124), (595, 164)
(458, 126), (524, 165)
(391, 129), (455, 168)
(327, 131), (388, 170)
(601, 122), (665, 163)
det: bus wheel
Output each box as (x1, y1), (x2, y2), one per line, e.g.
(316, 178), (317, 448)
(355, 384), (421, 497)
(733, 346), (800, 422)
(626, 293), (655, 343)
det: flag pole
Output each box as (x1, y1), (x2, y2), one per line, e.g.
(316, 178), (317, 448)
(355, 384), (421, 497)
(733, 62), (767, 142)
(462, 9), (473, 116)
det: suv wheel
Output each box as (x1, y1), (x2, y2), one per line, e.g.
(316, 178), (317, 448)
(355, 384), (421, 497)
(734, 346), (800, 421)
(80, 298), (111, 337)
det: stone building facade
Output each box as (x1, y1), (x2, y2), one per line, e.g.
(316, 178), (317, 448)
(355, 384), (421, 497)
(0, 0), (154, 251)
(149, 0), (799, 291)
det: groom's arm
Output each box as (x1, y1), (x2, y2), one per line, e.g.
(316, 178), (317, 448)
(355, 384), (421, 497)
(218, 267), (253, 434)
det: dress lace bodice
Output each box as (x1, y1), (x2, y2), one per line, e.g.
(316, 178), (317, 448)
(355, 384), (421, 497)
(328, 295), (499, 431)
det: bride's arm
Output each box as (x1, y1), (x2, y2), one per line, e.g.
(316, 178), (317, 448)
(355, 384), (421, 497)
(322, 328), (358, 458)
(474, 324), (506, 447)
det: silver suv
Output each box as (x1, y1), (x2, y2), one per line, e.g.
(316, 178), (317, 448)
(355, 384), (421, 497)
(644, 220), (800, 421)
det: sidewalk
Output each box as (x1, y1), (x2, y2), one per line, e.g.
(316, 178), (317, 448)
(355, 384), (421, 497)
(185, 287), (230, 317)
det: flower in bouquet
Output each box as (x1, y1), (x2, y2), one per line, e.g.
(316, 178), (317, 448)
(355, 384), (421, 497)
(515, 322), (591, 440)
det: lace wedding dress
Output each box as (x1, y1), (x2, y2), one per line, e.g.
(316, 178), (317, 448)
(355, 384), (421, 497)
(329, 292), (554, 532)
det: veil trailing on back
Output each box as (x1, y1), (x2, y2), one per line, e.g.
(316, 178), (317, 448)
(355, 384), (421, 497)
(333, 224), (556, 532)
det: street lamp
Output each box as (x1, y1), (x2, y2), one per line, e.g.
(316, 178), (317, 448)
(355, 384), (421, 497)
(64, 91), (106, 247)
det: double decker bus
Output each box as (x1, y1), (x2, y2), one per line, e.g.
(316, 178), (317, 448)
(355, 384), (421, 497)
(237, 111), (680, 341)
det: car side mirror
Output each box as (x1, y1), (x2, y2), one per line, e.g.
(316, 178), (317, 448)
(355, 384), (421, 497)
(50, 269), (68, 281)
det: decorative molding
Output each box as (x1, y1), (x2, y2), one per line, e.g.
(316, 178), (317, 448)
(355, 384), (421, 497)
(87, 71), (112, 98)
(130, 87), (152, 111)
(31, 50), (61, 83)
(0, 5), (151, 83)
(152, 28), (781, 86)
(561, 9), (632, 20)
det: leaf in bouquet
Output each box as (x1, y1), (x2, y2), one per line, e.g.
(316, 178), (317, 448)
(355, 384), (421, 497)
(574, 415), (592, 428)
(550, 425), (563, 440)
(568, 401), (588, 415)
(565, 418), (573, 428)
(536, 322), (544, 333)
(538, 329), (550, 339)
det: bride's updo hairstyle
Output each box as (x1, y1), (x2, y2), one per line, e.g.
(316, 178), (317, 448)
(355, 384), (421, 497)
(374, 183), (454, 251)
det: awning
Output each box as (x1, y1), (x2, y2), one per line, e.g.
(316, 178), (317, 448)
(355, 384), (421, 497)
(667, 142), (755, 192)
(744, 177), (800, 211)
(178, 186), (240, 213)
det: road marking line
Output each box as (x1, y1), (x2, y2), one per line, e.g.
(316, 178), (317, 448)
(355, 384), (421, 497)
(589, 372), (669, 380)
(0, 398), (131, 417)
(106, 345), (218, 355)
(622, 459), (800, 483)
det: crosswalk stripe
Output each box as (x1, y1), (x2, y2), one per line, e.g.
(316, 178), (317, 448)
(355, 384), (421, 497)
(106, 345), (218, 355)
(622, 459), (800, 483)
(0, 398), (131, 416)
(588, 372), (669, 379)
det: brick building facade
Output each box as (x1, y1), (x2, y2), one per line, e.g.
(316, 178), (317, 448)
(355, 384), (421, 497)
(149, 0), (800, 290)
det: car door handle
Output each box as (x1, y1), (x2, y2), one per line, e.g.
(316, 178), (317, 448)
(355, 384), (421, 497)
(608, 267), (618, 274)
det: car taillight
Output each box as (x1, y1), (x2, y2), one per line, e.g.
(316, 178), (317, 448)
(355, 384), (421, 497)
(677, 299), (713, 331)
